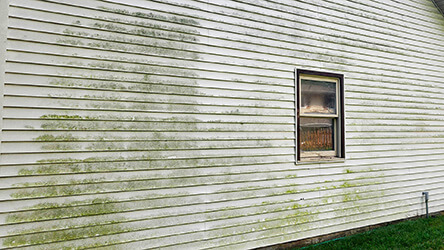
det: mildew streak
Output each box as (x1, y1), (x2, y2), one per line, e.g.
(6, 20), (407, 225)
(4, 3), (210, 248)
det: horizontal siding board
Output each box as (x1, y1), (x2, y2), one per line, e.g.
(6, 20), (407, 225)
(1, 131), (295, 144)
(3, 80), (295, 101)
(2, 120), (294, 131)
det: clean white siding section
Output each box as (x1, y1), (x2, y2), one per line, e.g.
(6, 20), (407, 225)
(0, 0), (8, 162)
(0, 0), (444, 249)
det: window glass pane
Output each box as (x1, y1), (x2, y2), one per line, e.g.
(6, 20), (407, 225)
(301, 79), (336, 115)
(300, 118), (334, 151)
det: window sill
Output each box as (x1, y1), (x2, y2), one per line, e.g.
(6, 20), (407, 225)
(296, 157), (345, 165)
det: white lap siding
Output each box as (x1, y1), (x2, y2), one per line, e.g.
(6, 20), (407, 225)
(0, 0), (444, 249)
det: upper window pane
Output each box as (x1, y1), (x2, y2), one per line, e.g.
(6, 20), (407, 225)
(301, 78), (337, 115)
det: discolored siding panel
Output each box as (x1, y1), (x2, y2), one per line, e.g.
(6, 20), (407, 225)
(0, 0), (444, 249)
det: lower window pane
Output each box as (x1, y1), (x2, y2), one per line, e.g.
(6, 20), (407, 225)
(300, 118), (334, 151)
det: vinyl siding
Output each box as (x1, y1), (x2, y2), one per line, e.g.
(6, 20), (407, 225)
(1, 0), (444, 249)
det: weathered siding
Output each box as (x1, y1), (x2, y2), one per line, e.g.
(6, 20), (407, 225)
(1, 0), (444, 249)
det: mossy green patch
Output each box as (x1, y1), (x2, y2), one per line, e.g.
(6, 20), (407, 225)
(98, 6), (200, 26)
(35, 134), (79, 142)
(5, 8), (204, 249)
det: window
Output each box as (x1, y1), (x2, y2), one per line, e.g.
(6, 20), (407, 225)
(296, 69), (345, 162)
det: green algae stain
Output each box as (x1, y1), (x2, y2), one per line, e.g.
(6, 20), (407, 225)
(4, 7), (205, 249)
(331, 173), (387, 224)
(206, 200), (319, 247)
(6, 198), (121, 223)
(4, 198), (128, 248)
(98, 6), (200, 26)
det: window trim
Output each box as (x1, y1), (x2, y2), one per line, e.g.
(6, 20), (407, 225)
(295, 69), (345, 162)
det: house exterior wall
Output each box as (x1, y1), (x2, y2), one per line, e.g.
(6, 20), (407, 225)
(1, 0), (444, 248)
(0, 0), (8, 155)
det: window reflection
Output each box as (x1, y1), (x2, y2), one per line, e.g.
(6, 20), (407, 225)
(301, 79), (336, 115)
(300, 118), (334, 151)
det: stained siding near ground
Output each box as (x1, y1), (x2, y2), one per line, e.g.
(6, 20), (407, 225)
(0, 0), (444, 249)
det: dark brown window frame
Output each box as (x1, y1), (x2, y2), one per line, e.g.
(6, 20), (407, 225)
(295, 69), (345, 162)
